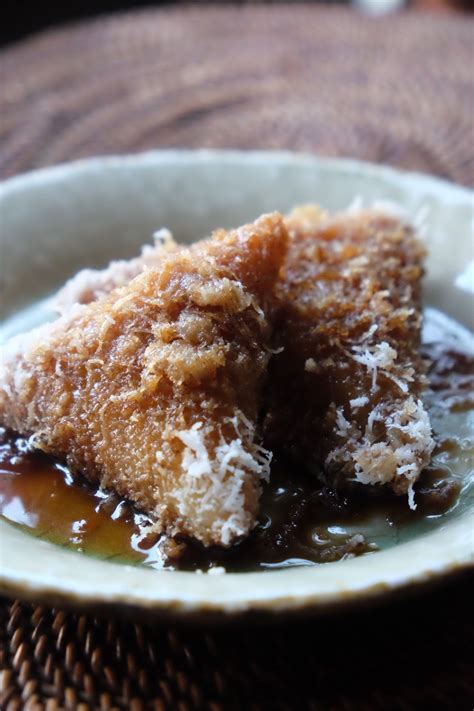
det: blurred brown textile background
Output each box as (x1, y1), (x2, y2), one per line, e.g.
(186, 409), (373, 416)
(1, 5), (474, 710)
(1, 5), (473, 185)
(1, 0), (473, 46)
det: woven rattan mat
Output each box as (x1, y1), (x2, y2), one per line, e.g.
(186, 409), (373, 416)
(1, 5), (473, 185)
(0, 576), (473, 710)
(1, 5), (474, 709)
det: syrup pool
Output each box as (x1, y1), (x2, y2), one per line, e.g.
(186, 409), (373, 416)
(0, 308), (472, 572)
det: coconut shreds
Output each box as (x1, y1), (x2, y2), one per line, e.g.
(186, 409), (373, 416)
(351, 341), (398, 392)
(349, 396), (369, 410)
(53, 228), (177, 313)
(267, 204), (434, 508)
(0, 212), (288, 547)
(174, 414), (272, 546)
(327, 397), (434, 510)
(0, 202), (436, 550)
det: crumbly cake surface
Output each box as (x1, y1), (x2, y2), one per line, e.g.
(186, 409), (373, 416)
(266, 205), (434, 506)
(54, 228), (177, 314)
(0, 213), (288, 545)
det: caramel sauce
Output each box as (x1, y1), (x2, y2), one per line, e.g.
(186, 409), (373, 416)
(1, 312), (473, 572)
(0, 436), (163, 566)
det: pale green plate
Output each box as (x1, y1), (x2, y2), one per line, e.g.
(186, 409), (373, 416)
(0, 151), (473, 618)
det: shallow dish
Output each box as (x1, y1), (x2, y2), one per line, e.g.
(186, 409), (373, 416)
(0, 150), (473, 618)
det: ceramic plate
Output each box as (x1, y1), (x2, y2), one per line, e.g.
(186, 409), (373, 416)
(0, 151), (473, 619)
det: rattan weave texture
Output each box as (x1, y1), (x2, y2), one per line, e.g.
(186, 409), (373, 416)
(1, 577), (474, 710)
(1, 6), (473, 184)
(0, 6), (473, 710)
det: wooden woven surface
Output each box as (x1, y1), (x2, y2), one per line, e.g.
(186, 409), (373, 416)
(0, 5), (473, 710)
(1, 5), (473, 185)
(1, 576), (474, 711)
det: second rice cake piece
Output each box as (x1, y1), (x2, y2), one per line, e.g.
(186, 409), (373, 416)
(267, 205), (434, 507)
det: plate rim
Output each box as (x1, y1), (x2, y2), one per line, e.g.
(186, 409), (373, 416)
(1, 148), (473, 201)
(1, 149), (473, 618)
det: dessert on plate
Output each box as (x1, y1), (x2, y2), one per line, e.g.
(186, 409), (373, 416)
(0, 213), (288, 546)
(266, 205), (434, 507)
(0, 203), (435, 553)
